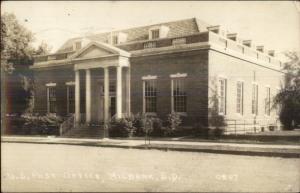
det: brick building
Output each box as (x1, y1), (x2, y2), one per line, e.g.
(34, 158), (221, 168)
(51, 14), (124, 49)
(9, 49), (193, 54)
(31, 18), (284, 134)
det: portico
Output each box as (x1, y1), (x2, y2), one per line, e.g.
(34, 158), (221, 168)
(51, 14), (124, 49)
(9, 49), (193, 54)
(71, 42), (131, 126)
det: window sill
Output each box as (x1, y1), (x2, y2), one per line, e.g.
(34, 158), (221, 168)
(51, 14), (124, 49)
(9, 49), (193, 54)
(47, 113), (57, 116)
(144, 112), (157, 116)
(174, 112), (187, 116)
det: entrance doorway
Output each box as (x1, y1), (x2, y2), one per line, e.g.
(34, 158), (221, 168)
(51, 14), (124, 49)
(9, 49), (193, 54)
(110, 96), (116, 118)
(109, 81), (116, 118)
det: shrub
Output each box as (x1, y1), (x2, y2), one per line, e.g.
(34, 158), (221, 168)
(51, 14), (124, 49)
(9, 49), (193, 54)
(123, 115), (137, 137)
(199, 128), (211, 139)
(5, 114), (26, 135)
(22, 113), (40, 134)
(163, 113), (182, 136)
(209, 114), (226, 129)
(192, 122), (203, 135)
(213, 127), (224, 138)
(21, 113), (63, 135)
(41, 113), (63, 127)
(132, 113), (146, 137)
(109, 115), (136, 137)
(209, 113), (226, 138)
(109, 119), (128, 137)
(150, 117), (164, 137)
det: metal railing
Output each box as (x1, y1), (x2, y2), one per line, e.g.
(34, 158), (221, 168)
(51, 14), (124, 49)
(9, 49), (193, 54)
(34, 51), (75, 63)
(225, 118), (279, 135)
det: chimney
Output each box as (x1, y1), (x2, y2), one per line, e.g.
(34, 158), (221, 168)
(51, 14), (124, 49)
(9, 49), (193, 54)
(227, 33), (237, 41)
(256, 45), (264, 52)
(207, 25), (220, 34)
(268, 50), (275, 56)
(242, 40), (252, 47)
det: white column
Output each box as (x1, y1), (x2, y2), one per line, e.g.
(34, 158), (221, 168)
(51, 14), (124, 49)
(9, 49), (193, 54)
(126, 67), (131, 115)
(116, 66), (122, 119)
(104, 67), (110, 123)
(85, 69), (91, 124)
(75, 70), (81, 124)
(171, 78), (174, 113)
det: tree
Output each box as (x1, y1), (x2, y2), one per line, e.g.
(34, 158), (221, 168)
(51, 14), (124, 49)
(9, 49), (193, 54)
(274, 52), (300, 130)
(1, 12), (35, 115)
(1, 13), (35, 67)
(1, 13), (52, 116)
(208, 77), (226, 128)
(34, 41), (52, 55)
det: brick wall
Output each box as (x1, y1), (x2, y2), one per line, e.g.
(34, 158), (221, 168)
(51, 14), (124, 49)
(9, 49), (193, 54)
(33, 66), (75, 116)
(130, 50), (209, 126)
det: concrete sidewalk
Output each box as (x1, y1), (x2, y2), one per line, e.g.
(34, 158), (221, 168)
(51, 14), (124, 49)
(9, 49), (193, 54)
(2, 136), (300, 158)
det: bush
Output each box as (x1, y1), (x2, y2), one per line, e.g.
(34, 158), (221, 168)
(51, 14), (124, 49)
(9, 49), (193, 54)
(209, 114), (226, 128)
(150, 118), (164, 137)
(213, 127), (224, 138)
(192, 123), (210, 138)
(163, 113), (182, 136)
(21, 113), (63, 135)
(208, 113), (226, 139)
(199, 128), (211, 139)
(132, 113), (146, 137)
(131, 113), (164, 137)
(109, 115), (137, 137)
(5, 114), (26, 135)
(108, 113), (182, 138)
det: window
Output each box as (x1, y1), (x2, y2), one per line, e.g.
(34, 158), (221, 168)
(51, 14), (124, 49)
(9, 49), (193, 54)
(67, 85), (75, 114)
(172, 78), (187, 113)
(102, 80), (117, 117)
(47, 86), (57, 113)
(236, 81), (244, 115)
(151, 29), (160, 39)
(144, 42), (156, 49)
(75, 42), (82, 50)
(110, 97), (116, 117)
(149, 26), (169, 40)
(252, 83), (258, 115)
(143, 79), (157, 113)
(218, 78), (227, 114)
(265, 87), (271, 116)
(112, 35), (118, 45)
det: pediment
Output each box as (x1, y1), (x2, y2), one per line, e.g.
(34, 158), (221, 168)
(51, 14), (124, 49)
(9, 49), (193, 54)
(75, 45), (115, 58)
(71, 41), (131, 60)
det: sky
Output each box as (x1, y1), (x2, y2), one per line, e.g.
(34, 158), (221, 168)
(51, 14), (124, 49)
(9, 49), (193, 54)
(2, 1), (300, 59)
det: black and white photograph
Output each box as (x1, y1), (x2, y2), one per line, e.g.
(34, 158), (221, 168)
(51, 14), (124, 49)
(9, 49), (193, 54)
(1, 1), (300, 192)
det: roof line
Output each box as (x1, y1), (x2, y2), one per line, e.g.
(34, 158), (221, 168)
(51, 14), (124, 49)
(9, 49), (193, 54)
(56, 17), (205, 53)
